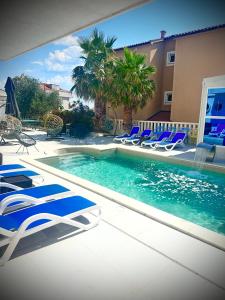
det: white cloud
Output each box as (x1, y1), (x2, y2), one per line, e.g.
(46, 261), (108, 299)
(32, 60), (44, 66)
(45, 75), (73, 88)
(35, 39), (82, 72)
(49, 50), (71, 63)
(48, 44), (82, 63)
(53, 35), (80, 47)
(45, 60), (70, 72)
(30, 34), (83, 89)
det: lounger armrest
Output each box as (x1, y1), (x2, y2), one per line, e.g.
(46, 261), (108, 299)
(16, 212), (99, 235)
(150, 135), (157, 140)
(115, 133), (128, 138)
(161, 137), (170, 142)
(144, 136), (151, 140)
(176, 139), (184, 144)
(0, 194), (43, 215)
(131, 134), (139, 138)
(0, 182), (22, 191)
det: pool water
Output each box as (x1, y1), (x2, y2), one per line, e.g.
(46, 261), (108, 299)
(39, 150), (225, 235)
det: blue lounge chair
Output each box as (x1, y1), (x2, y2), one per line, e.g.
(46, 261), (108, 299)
(122, 129), (152, 145)
(155, 132), (187, 151)
(0, 170), (39, 178)
(0, 183), (73, 214)
(0, 163), (40, 178)
(0, 168), (44, 185)
(141, 131), (172, 148)
(0, 164), (26, 174)
(113, 126), (140, 143)
(0, 195), (101, 264)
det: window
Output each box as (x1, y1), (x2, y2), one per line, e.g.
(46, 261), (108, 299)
(166, 51), (175, 66)
(164, 91), (173, 104)
(203, 88), (225, 146)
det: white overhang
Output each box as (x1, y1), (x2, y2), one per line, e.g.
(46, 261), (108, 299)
(0, 0), (150, 61)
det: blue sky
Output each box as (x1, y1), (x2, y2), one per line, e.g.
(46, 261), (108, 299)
(0, 0), (225, 92)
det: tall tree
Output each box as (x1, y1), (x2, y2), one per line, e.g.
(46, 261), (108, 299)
(71, 29), (116, 130)
(108, 48), (156, 130)
(30, 90), (61, 118)
(13, 74), (60, 119)
(13, 74), (40, 118)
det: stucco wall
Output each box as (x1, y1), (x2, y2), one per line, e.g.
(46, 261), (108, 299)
(171, 28), (225, 122)
(159, 39), (175, 112)
(107, 41), (172, 120)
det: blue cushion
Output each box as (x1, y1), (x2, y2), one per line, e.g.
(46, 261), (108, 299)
(0, 196), (96, 231)
(0, 170), (39, 178)
(0, 164), (25, 171)
(0, 184), (69, 203)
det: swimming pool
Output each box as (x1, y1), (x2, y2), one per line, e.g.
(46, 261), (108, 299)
(38, 149), (225, 236)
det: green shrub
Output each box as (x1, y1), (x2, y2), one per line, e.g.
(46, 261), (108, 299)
(43, 114), (63, 136)
(52, 101), (94, 138)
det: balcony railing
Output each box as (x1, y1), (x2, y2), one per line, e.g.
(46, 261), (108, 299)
(114, 119), (198, 131)
(113, 119), (199, 144)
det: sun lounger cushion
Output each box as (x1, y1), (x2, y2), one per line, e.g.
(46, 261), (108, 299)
(0, 184), (69, 203)
(0, 170), (40, 178)
(0, 195), (96, 231)
(0, 164), (25, 172)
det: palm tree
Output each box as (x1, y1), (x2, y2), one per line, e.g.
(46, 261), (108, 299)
(71, 29), (116, 129)
(109, 48), (156, 130)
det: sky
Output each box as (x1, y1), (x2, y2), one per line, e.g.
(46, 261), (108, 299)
(0, 0), (225, 93)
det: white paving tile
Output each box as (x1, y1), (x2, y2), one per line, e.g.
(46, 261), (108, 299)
(0, 131), (225, 300)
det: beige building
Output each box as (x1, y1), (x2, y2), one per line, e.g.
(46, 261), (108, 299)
(107, 24), (225, 123)
(40, 83), (72, 110)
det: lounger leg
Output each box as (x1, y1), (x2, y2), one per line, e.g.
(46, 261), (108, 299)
(34, 145), (39, 152)
(165, 143), (175, 151)
(16, 144), (22, 153)
(0, 225), (26, 266)
(0, 237), (20, 265)
(0, 208), (101, 265)
(150, 143), (156, 149)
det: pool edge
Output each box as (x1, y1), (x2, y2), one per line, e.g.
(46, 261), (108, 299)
(21, 145), (225, 252)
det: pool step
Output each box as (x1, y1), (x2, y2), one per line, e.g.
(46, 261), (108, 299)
(60, 156), (96, 168)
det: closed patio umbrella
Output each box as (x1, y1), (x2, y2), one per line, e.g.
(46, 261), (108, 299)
(4, 77), (20, 119)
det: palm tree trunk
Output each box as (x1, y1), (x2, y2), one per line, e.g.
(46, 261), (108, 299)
(94, 98), (101, 130)
(94, 98), (106, 130)
(123, 105), (132, 131)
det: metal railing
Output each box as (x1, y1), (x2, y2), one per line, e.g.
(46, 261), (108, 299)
(113, 119), (199, 145)
(114, 119), (198, 132)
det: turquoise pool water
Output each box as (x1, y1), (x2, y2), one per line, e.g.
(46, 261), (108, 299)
(39, 150), (225, 235)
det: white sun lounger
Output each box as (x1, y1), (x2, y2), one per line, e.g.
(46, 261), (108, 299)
(155, 132), (187, 151)
(0, 195), (101, 265)
(0, 164), (27, 174)
(0, 164), (44, 185)
(0, 183), (73, 214)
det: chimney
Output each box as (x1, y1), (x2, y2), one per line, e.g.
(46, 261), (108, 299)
(160, 30), (166, 39)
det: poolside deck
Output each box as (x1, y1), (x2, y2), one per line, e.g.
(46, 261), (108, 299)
(0, 131), (225, 300)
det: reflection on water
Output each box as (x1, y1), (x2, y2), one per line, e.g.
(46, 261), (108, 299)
(39, 151), (225, 235)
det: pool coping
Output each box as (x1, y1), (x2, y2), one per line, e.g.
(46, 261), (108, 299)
(21, 145), (225, 252)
